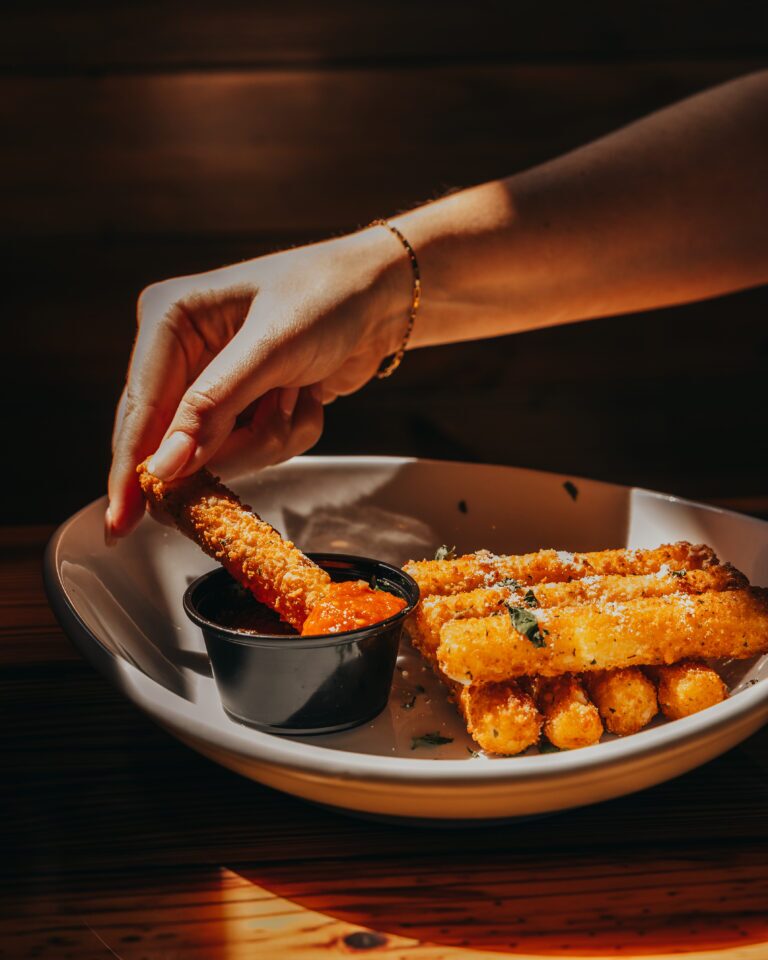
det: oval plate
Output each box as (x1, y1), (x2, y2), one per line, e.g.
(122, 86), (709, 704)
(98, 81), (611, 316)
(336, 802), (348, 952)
(44, 456), (768, 821)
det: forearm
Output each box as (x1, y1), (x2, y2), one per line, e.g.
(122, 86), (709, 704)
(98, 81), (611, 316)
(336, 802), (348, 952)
(384, 70), (768, 348)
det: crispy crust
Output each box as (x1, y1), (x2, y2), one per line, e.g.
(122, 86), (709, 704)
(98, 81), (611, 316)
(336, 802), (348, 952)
(526, 675), (604, 750)
(414, 564), (745, 662)
(584, 668), (658, 736)
(457, 681), (542, 755)
(138, 463), (330, 630)
(438, 588), (768, 683)
(404, 542), (717, 598)
(653, 660), (728, 720)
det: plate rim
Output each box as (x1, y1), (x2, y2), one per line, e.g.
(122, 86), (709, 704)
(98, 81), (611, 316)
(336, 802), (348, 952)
(44, 454), (768, 787)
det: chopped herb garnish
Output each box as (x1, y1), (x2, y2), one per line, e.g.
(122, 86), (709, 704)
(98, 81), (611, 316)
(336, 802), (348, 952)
(411, 732), (454, 750)
(457, 499), (468, 514)
(498, 578), (522, 591)
(670, 569), (687, 578)
(466, 747), (481, 758)
(563, 480), (579, 501)
(506, 603), (547, 648)
(590, 658), (597, 665)
(434, 544), (457, 561)
(539, 741), (564, 753)
(523, 588), (539, 609)
(369, 572), (378, 589)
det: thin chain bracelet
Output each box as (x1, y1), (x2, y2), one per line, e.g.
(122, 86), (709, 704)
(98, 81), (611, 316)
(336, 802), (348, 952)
(369, 219), (422, 378)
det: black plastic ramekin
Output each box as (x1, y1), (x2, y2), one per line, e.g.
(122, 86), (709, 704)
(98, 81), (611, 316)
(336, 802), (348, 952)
(183, 553), (420, 735)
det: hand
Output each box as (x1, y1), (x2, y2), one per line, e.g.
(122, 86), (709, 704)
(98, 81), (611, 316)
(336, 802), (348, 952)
(106, 228), (410, 540)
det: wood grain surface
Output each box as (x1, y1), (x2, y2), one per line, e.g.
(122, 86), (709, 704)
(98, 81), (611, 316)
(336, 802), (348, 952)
(2, 525), (768, 958)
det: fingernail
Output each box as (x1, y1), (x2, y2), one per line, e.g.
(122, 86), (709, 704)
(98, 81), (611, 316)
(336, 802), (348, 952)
(279, 387), (300, 420)
(104, 506), (118, 547)
(147, 431), (195, 480)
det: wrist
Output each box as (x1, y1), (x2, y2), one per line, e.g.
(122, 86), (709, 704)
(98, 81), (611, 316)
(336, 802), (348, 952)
(335, 224), (416, 357)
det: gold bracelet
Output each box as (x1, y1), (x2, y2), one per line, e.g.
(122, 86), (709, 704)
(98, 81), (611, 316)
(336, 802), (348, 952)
(369, 218), (421, 379)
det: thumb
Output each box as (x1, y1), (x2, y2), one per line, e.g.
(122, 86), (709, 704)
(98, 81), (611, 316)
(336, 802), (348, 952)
(146, 330), (282, 481)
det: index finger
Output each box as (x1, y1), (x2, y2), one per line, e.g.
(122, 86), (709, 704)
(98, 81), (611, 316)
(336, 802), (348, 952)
(106, 292), (196, 540)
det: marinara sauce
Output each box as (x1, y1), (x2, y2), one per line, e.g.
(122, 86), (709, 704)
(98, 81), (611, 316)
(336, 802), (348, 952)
(301, 580), (406, 636)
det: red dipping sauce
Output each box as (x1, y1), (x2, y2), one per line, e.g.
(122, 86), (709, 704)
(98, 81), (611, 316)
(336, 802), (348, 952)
(301, 580), (407, 636)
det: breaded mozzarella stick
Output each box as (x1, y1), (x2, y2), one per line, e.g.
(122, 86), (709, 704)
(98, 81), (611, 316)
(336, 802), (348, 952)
(404, 542), (717, 598)
(139, 463), (330, 630)
(584, 668), (658, 736)
(653, 660), (728, 719)
(457, 681), (542, 755)
(414, 564), (745, 660)
(526, 675), (604, 750)
(438, 588), (768, 683)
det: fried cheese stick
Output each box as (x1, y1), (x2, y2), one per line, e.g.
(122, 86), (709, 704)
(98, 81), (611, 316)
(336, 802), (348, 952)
(413, 565), (745, 661)
(438, 588), (768, 683)
(458, 681), (542, 755)
(407, 618), (544, 755)
(652, 661), (728, 720)
(404, 542), (717, 598)
(138, 464), (330, 630)
(584, 668), (658, 736)
(526, 675), (604, 750)
(408, 620), (601, 754)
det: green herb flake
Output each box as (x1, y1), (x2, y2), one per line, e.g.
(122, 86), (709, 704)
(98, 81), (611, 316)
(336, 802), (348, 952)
(466, 747), (481, 758)
(563, 480), (579, 501)
(434, 544), (457, 561)
(497, 578), (522, 591)
(670, 569), (687, 578)
(506, 603), (547, 648)
(523, 588), (539, 609)
(411, 732), (454, 750)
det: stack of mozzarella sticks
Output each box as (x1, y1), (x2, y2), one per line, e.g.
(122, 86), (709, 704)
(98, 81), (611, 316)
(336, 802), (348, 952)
(404, 543), (768, 755)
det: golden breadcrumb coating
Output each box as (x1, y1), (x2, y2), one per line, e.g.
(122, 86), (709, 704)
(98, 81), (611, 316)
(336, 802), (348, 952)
(413, 564), (745, 661)
(526, 674), (604, 750)
(438, 588), (768, 683)
(653, 660), (728, 720)
(584, 668), (658, 736)
(407, 617), (543, 756)
(404, 542), (717, 598)
(458, 681), (542, 755)
(138, 463), (330, 630)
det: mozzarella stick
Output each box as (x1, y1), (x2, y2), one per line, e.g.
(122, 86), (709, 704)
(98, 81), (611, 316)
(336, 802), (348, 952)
(414, 565), (745, 660)
(438, 588), (768, 683)
(404, 542), (717, 597)
(407, 617), (543, 755)
(458, 681), (542, 756)
(584, 668), (658, 736)
(138, 464), (330, 630)
(653, 661), (728, 720)
(526, 675), (604, 750)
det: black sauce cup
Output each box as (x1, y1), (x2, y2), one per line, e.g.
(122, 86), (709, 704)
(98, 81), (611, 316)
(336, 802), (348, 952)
(183, 553), (420, 735)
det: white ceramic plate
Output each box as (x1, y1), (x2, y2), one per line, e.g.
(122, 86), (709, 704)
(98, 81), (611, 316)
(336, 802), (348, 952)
(45, 456), (768, 822)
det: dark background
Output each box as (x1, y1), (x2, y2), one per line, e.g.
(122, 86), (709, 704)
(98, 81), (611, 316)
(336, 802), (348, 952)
(3, 1), (768, 525)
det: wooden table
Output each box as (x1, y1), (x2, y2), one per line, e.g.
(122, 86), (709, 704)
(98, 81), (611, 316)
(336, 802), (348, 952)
(3, 525), (768, 960)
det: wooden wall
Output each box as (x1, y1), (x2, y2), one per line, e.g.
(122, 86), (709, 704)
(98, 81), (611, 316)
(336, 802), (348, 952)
(3, 2), (768, 524)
